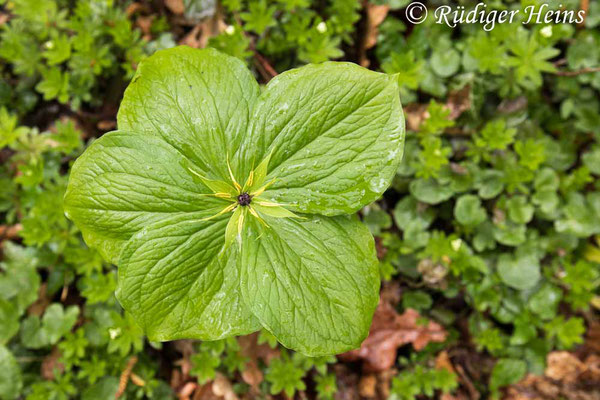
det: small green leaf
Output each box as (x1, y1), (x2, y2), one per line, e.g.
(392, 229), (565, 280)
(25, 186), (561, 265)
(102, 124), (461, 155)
(410, 178), (454, 205)
(496, 253), (540, 290)
(0, 299), (19, 344)
(0, 345), (22, 400)
(454, 194), (487, 226)
(489, 358), (526, 392)
(528, 284), (562, 320)
(20, 304), (79, 349)
(266, 354), (307, 397)
(81, 377), (119, 400)
(507, 196), (534, 224)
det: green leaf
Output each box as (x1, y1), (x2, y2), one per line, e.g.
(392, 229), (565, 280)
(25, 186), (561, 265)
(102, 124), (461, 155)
(507, 196), (534, 224)
(528, 284), (561, 320)
(493, 222), (526, 246)
(266, 354), (307, 397)
(64, 130), (228, 263)
(0, 242), (40, 314)
(544, 316), (585, 349)
(117, 212), (259, 341)
(496, 253), (540, 291)
(43, 34), (71, 65)
(20, 304), (79, 349)
(583, 146), (600, 175)
(117, 46), (260, 183)
(0, 299), (19, 345)
(106, 312), (144, 356)
(475, 170), (504, 199)
(35, 67), (69, 103)
(555, 193), (600, 237)
(393, 196), (436, 232)
(410, 178), (454, 205)
(240, 0), (277, 34)
(430, 48), (460, 78)
(382, 50), (424, 90)
(402, 291), (433, 311)
(454, 194), (487, 226)
(0, 345), (22, 400)
(363, 207), (392, 235)
(240, 215), (379, 356)
(236, 62), (404, 216)
(489, 358), (526, 392)
(190, 351), (221, 384)
(81, 377), (119, 400)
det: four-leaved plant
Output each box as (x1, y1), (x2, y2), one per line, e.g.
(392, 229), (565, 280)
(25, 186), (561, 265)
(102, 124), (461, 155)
(64, 46), (405, 356)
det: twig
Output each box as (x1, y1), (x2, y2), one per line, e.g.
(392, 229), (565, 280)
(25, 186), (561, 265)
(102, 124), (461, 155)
(555, 66), (600, 76)
(60, 277), (69, 302)
(579, 0), (589, 27)
(253, 51), (278, 80)
(116, 356), (138, 399)
(130, 373), (146, 387)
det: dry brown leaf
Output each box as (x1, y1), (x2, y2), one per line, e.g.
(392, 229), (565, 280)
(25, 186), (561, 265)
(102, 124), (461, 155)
(41, 347), (64, 380)
(545, 351), (585, 383)
(136, 15), (154, 37)
(506, 351), (600, 400)
(358, 374), (377, 398)
(376, 369), (396, 399)
(403, 103), (428, 131)
(359, 3), (389, 67)
(241, 359), (263, 388)
(339, 302), (447, 372)
(180, 24), (203, 48)
(180, 18), (226, 49)
(97, 120), (116, 131)
(212, 373), (238, 400)
(435, 351), (456, 375)
(364, 4), (388, 49)
(333, 364), (360, 400)
(179, 381), (197, 400)
(0, 224), (22, 241)
(581, 354), (600, 381)
(238, 332), (280, 365)
(585, 321), (600, 353)
(165, 0), (185, 15)
(446, 85), (471, 120)
(440, 394), (460, 400)
(193, 383), (219, 400)
(173, 340), (194, 379)
(404, 89), (469, 132)
(126, 2), (147, 16)
(379, 281), (401, 306)
(171, 368), (183, 390)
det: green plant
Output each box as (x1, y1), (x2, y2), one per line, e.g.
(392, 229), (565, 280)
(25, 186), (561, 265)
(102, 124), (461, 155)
(0, 0), (172, 113)
(63, 46), (405, 355)
(389, 364), (457, 400)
